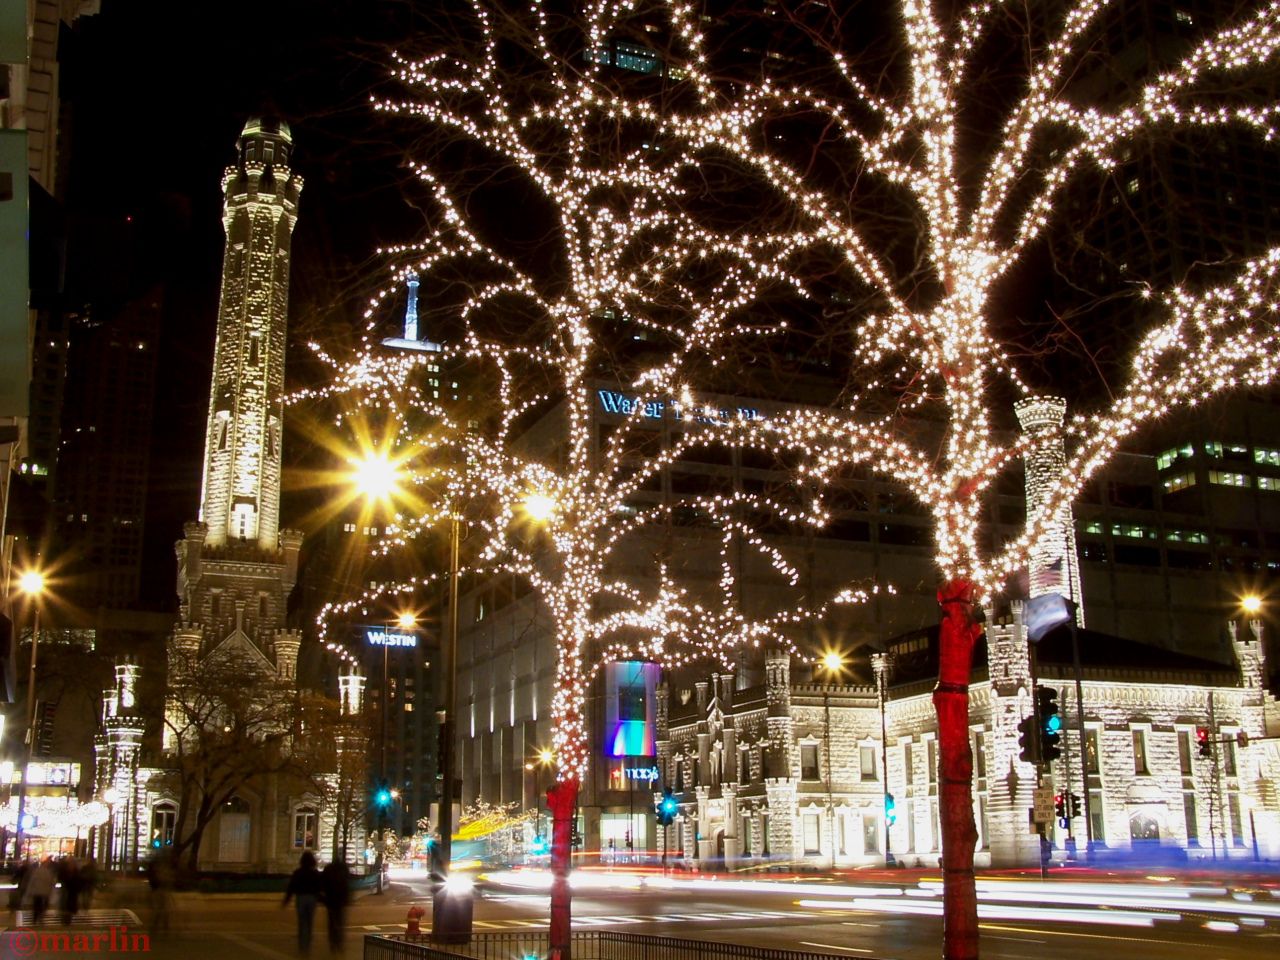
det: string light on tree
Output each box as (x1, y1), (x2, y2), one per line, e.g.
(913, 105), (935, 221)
(297, 4), (1280, 959)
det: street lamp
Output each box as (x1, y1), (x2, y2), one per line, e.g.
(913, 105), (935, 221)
(525, 748), (554, 846)
(102, 786), (123, 873)
(871, 652), (896, 867)
(13, 569), (46, 861)
(816, 650), (845, 871)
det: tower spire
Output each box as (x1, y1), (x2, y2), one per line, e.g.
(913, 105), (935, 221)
(198, 117), (303, 549)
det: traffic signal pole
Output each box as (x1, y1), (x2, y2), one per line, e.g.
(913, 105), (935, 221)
(1067, 607), (1094, 858)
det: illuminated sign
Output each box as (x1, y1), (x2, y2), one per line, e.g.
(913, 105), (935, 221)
(596, 390), (760, 423)
(623, 766), (660, 783)
(604, 662), (659, 758)
(365, 630), (417, 648)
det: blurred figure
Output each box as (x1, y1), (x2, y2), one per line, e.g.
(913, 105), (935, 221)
(145, 850), (175, 936)
(26, 857), (56, 924)
(79, 857), (98, 910)
(9, 859), (30, 913)
(57, 857), (81, 923)
(320, 857), (350, 953)
(283, 851), (322, 954)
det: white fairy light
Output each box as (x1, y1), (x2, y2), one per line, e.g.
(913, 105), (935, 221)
(299, 0), (1280, 780)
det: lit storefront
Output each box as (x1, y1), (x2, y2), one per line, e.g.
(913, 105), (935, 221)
(1, 760), (108, 859)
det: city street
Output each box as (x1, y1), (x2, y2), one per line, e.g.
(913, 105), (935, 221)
(4, 868), (1279, 959)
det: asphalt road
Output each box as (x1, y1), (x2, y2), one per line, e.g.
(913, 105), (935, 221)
(3, 869), (1278, 959)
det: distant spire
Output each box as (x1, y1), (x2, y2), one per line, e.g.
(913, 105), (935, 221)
(403, 273), (420, 341)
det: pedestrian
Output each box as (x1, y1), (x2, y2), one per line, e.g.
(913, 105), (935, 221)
(320, 857), (351, 952)
(79, 857), (98, 911)
(145, 850), (175, 936)
(26, 857), (56, 924)
(9, 860), (29, 914)
(283, 850), (323, 954)
(57, 857), (81, 923)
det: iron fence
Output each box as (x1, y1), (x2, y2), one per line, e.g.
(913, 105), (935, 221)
(365, 931), (874, 960)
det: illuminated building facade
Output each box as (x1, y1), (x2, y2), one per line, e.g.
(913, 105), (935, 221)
(453, 383), (1280, 858)
(661, 613), (1279, 869)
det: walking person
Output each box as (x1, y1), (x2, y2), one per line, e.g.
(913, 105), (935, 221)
(57, 857), (81, 923)
(145, 850), (175, 937)
(26, 857), (56, 925)
(320, 857), (350, 953)
(282, 851), (323, 954)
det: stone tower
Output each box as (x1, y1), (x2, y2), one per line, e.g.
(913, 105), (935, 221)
(198, 117), (302, 550)
(1014, 395), (1084, 622)
(172, 118), (304, 676)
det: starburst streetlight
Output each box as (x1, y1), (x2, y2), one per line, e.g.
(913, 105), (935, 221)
(13, 569), (47, 860)
(816, 650), (846, 871)
(1241, 594), (1263, 616)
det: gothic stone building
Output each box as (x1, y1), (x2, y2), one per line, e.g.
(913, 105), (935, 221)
(96, 118), (339, 872)
(658, 612), (1280, 868)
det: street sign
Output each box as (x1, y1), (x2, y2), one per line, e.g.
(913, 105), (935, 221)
(1032, 787), (1054, 824)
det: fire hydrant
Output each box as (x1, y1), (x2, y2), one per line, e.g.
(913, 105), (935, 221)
(406, 905), (426, 937)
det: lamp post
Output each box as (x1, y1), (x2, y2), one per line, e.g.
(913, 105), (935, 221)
(871, 651), (896, 866)
(102, 786), (122, 873)
(13, 569), (45, 861)
(817, 651), (845, 871)
(377, 611), (416, 841)
(525, 748), (553, 846)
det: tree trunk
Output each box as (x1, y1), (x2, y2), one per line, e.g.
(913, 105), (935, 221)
(547, 776), (579, 960)
(934, 577), (981, 960)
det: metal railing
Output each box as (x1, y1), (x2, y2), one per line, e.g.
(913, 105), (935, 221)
(365, 931), (875, 960)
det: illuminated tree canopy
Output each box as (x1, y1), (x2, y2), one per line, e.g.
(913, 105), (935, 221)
(304, 2), (1280, 954)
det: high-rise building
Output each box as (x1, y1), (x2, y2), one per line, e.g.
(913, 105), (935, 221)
(51, 296), (161, 609)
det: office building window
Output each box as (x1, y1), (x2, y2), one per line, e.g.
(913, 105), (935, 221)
(1208, 470), (1250, 487)
(1178, 730), (1193, 775)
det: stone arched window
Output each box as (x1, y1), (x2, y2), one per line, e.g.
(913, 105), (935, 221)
(151, 801), (177, 849)
(293, 804), (318, 849)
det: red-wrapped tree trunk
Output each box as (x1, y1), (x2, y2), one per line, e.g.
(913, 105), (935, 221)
(547, 776), (579, 960)
(934, 578), (982, 960)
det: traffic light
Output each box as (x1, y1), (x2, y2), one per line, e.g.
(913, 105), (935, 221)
(656, 787), (679, 826)
(1036, 686), (1062, 762)
(1054, 793), (1066, 819)
(529, 835), (548, 855)
(374, 785), (393, 808)
(884, 793), (897, 826)
(1017, 714), (1040, 765)
(1196, 727), (1212, 758)
(1068, 793), (1081, 819)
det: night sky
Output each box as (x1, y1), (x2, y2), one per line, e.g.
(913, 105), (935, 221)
(61, 1), (425, 606)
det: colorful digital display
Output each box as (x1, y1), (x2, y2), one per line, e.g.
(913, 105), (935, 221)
(603, 661), (659, 758)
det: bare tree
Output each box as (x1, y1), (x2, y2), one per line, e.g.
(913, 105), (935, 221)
(161, 647), (339, 873)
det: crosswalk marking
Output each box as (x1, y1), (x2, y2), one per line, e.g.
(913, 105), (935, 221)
(362, 908), (827, 934)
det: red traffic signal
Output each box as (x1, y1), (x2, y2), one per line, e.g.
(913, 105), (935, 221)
(1196, 727), (1213, 758)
